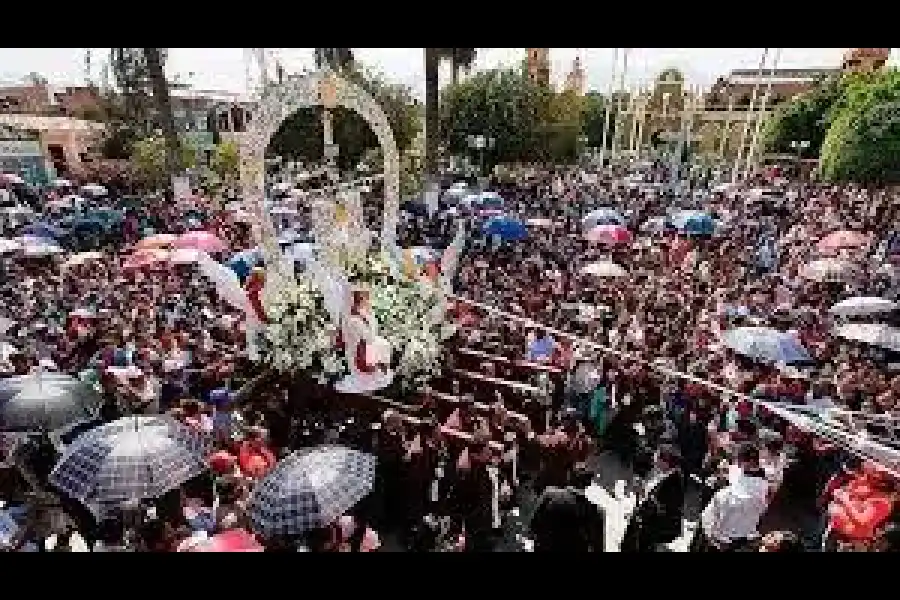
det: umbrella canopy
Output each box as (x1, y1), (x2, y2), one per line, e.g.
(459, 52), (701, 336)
(0, 238), (21, 254)
(248, 445), (377, 537)
(721, 326), (814, 365)
(135, 233), (177, 251)
(829, 296), (898, 317)
(22, 222), (63, 239)
(582, 208), (625, 229)
(62, 251), (104, 269)
(122, 248), (170, 271)
(834, 323), (900, 353)
(670, 210), (715, 236)
(51, 178), (74, 188)
(580, 261), (627, 278)
(817, 230), (870, 255)
(175, 231), (228, 254)
(0, 373), (101, 432)
(182, 529), (264, 552)
(49, 415), (212, 507)
(801, 258), (857, 283)
(584, 224), (633, 245)
(80, 184), (108, 197)
(483, 216), (528, 241)
(640, 216), (675, 234)
(22, 240), (64, 257)
(526, 218), (554, 228)
(169, 248), (205, 265)
(0, 173), (25, 185)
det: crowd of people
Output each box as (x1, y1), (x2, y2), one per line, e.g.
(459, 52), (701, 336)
(1, 157), (900, 552)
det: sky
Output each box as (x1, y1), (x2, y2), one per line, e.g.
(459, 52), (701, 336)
(1, 48), (896, 99)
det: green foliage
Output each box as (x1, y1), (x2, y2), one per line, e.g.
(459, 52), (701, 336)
(762, 76), (846, 157)
(440, 68), (588, 167)
(210, 140), (241, 182)
(820, 69), (900, 184)
(267, 66), (421, 172)
(132, 136), (197, 187)
(581, 92), (618, 150)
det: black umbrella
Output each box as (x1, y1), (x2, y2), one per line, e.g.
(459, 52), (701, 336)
(0, 373), (102, 432)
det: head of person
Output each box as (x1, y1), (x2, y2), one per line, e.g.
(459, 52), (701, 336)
(655, 444), (682, 472)
(735, 442), (761, 472)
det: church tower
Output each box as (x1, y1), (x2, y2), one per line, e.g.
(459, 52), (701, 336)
(564, 53), (585, 95)
(527, 48), (551, 87)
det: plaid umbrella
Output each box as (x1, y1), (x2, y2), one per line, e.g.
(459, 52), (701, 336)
(248, 445), (377, 537)
(49, 416), (212, 508)
(0, 373), (101, 432)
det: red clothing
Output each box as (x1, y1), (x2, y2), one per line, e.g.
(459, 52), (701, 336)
(830, 476), (895, 541)
(238, 442), (276, 479)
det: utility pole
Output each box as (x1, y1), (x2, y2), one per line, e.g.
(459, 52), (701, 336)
(598, 48), (619, 167)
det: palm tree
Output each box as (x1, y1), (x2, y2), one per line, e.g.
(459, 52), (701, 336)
(142, 48), (180, 200)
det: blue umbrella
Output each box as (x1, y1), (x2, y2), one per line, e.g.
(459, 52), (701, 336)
(721, 326), (814, 365)
(23, 222), (63, 239)
(228, 249), (262, 281)
(671, 210), (715, 236)
(583, 208), (625, 228)
(483, 216), (528, 241)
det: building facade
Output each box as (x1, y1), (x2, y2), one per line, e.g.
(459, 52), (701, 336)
(526, 48), (550, 87)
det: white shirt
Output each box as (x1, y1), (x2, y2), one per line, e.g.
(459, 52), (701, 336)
(701, 471), (769, 545)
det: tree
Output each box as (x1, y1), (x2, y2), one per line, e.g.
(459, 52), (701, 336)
(314, 48), (354, 71)
(132, 136), (197, 188)
(820, 69), (900, 184)
(109, 48), (160, 133)
(450, 48), (477, 86)
(210, 140), (241, 182)
(440, 68), (583, 168)
(267, 66), (421, 171)
(581, 92), (618, 150)
(761, 76), (846, 158)
(143, 48), (180, 197)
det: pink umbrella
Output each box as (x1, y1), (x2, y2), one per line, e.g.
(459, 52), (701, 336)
(585, 224), (633, 245)
(184, 529), (264, 553)
(817, 230), (869, 255)
(122, 249), (170, 271)
(175, 231), (228, 254)
(169, 248), (205, 265)
(135, 234), (177, 251)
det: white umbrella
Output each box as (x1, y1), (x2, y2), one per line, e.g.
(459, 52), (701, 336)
(62, 251), (104, 269)
(0, 239), (21, 254)
(829, 297), (898, 317)
(834, 323), (900, 352)
(580, 261), (627, 278)
(801, 258), (857, 282)
(51, 178), (74, 188)
(22, 240), (63, 257)
(80, 184), (108, 196)
(169, 248), (205, 265)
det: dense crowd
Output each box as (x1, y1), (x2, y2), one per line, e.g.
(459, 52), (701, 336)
(1, 159), (900, 552)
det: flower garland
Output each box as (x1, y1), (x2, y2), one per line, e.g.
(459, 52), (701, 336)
(258, 251), (448, 390)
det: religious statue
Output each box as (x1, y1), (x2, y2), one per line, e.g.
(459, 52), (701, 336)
(334, 284), (394, 393)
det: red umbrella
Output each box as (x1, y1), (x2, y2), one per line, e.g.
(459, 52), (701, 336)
(585, 224), (633, 245)
(175, 231), (228, 254)
(186, 530), (264, 552)
(817, 230), (869, 255)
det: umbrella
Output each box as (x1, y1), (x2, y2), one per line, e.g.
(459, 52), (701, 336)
(182, 529), (264, 553)
(80, 184), (108, 197)
(22, 240), (63, 257)
(580, 261), (627, 278)
(22, 223), (63, 239)
(134, 233), (177, 250)
(175, 231), (228, 254)
(584, 224), (633, 245)
(122, 249), (170, 271)
(801, 258), (857, 283)
(51, 178), (74, 188)
(582, 208), (625, 228)
(0, 373), (102, 432)
(62, 251), (104, 269)
(0, 173), (24, 185)
(169, 248), (205, 265)
(248, 445), (377, 536)
(483, 216), (528, 241)
(829, 297), (898, 317)
(834, 323), (900, 353)
(69, 308), (98, 319)
(49, 415), (212, 507)
(721, 326), (814, 365)
(526, 218), (554, 228)
(817, 230), (870, 255)
(670, 210), (715, 236)
(0, 238), (21, 254)
(640, 216), (674, 234)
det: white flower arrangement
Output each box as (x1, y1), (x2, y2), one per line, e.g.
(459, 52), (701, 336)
(258, 251), (446, 391)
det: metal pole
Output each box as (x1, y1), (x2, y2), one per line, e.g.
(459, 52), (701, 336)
(733, 48), (770, 183)
(611, 48), (629, 160)
(746, 47), (782, 176)
(719, 95), (735, 161)
(598, 48), (619, 167)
